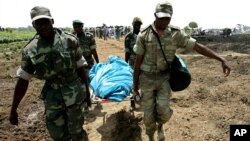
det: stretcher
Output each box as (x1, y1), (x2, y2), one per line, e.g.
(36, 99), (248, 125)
(90, 89), (133, 104)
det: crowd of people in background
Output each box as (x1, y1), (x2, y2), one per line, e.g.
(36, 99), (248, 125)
(84, 24), (132, 40)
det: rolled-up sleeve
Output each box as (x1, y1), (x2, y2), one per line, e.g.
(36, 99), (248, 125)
(16, 50), (35, 80)
(185, 37), (196, 50)
(133, 33), (145, 55)
(16, 67), (34, 80)
(174, 30), (196, 51)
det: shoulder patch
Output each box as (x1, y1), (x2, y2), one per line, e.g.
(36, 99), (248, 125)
(64, 31), (78, 39)
(141, 25), (151, 33)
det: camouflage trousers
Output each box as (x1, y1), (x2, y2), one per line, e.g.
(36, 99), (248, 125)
(43, 79), (88, 141)
(139, 71), (173, 136)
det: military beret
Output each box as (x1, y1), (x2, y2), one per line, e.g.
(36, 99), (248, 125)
(73, 19), (84, 25)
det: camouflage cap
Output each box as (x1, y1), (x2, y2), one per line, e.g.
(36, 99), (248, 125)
(30, 6), (53, 22)
(132, 17), (143, 25)
(155, 1), (173, 18)
(73, 19), (84, 25)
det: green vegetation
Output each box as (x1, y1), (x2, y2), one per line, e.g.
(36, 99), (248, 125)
(0, 41), (27, 60)
(0, 30), (35, 44)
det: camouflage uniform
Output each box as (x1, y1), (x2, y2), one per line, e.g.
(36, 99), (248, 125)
(125, 32), (137, 69)
(17, 28), (88, 141)
(74, 32), (96, 69)
(133, 23), (196, 135)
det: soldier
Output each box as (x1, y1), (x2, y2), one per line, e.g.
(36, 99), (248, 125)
(9, 6), (90, 141)
(124, 17), (143, 111)
(72, 19), (99, 82)
(133, 1), (231, 141)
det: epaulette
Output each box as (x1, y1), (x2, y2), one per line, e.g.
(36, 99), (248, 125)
(169, 25), (180, 31)
(22, 33), (38, 49)
(141, 25), (151, 33)
(64, 31), (78, 39)
(125, 32), (133, 38)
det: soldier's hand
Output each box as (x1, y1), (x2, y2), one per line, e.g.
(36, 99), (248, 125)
(9, 110), (18, 125)
(221, 60), (231, 76)
(132, 90), (140, 99)
(85, 91), (92, 107)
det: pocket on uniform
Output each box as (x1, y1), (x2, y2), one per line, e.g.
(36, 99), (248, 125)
(63, 79), (84, 106)
(44, 89), (63, 110)
(30, 54), (48, 76)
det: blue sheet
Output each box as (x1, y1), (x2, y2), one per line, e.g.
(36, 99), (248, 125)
(89, 55), (133, 102)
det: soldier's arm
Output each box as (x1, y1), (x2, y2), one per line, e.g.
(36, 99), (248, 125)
(193, 42), (231, 76)
(124, 35), (131, 62)
(91, 49), (99, 63)
(133, 30), (145, 94)
(125, 52), (131, 63)
(89, 35), (99, 63)
(10, 47), (34, 125)
(74, 38), (91, 107)
(9, 78), (29, 125)
(76, 67), (91, 107)
(133, 54), (143, 94)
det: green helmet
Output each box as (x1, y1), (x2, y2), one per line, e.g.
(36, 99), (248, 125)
(72, 19), (83, 25)
(132, 17), (142, 25)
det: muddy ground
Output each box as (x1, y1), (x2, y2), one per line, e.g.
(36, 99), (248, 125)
(0, 35), (250, 141)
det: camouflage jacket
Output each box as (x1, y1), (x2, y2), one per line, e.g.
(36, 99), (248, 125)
(133, 23), (196, 73)
(125, 32), (137, 61)
(17, 28), (85, 104)
(20, 28), (83, 80)
(74, 32), (96, 66)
